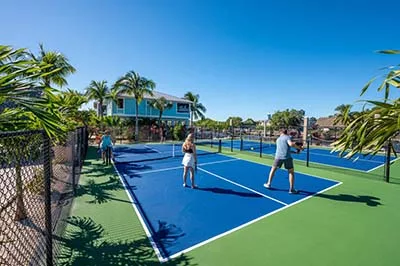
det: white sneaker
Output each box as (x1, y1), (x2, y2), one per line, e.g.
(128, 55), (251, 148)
(263, 183), (271, 189)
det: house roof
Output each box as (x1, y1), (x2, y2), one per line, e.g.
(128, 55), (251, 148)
(316, 117), (344, 128)
(120, 90), (192, 104)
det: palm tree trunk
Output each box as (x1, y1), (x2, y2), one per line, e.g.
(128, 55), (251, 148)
(14, 162), (27, 221)
(135, 102), (139, 142)
(158, 111), (163, 125)
(99, 100), (103, 119)
(190, 111), (194, 127)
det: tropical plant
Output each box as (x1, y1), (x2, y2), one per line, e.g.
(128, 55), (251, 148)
(1, 45), (73, 220)
(29, 43), (76, 88)
(184, 92), (206, 126)
(115, 71), (155, 141)
(333, 50), (400, 158)
(85, 80), (109, 118)
(270, 109), (304, 130)
(150, 97), (173, 124)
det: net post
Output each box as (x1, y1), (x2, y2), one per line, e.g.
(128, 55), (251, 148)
(306, 138), (310, 167)
(231, 136), (233, 152)
(240, 137), (243, 151)
(218, 139), (222, 153)
(210, 133), (213, 148)
(106, 146), (111, 165)
(42, 132), (53, 266)
(259, 137), (262, 158)
(385, 141), (392, 182)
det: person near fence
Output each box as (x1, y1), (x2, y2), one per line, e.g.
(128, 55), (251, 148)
(100, 130), (113, 163)
(181, 133), (198, 188)
(160, 124), (167, 143)
(264, 128), (304, 194)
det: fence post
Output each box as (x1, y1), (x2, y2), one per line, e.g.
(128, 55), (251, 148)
(231, 136), (233, 152)
(385, 141), (392, 182)
(259, 137), (262, 158)
(218, 139), (222, 153)
(42, 132), (53, 266)
(71, 131), (76, 194)
(306, 138), (310, 167)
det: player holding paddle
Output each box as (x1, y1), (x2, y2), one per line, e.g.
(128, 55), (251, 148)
(182, 133), (198, 189)
(264, 128), (304, 194)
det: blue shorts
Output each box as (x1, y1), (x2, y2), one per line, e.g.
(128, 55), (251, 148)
(273, 158), (294, 169)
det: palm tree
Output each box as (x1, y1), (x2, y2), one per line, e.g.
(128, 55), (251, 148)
(333, 50), (400, 158)
(115, 71), (155, 141)
(184, 92), (206, 126)
(334, 104), (353, 126)
(150, 97), (173, 124)
(29, 43), (76, 88)
(1, 45), (69, 221)
(85, 80), (109, 119)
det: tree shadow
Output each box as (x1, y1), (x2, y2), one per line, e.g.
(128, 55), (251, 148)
(314, 193), (382, 207)
(75, 176), (133, 204)
(197, 187), (263, 198)
(55, 216), (196, 266)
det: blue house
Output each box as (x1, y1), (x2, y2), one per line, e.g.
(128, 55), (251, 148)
(104, 91), (192, 125)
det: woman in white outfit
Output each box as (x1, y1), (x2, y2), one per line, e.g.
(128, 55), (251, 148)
(181, 133), (198, 188)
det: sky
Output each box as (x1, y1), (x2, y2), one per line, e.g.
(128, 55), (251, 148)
(2, 0), (400, 121)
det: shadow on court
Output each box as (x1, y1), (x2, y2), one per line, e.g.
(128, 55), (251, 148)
(314, 193), (382, 207)
(197, 187), (263, 198)
(54, 216), (196, 266)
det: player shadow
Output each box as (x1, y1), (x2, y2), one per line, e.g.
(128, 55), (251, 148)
(54, 216), (195, 266)
(313, 193), (382, 207)
(197, 187), (263, 198)
(266, 187), (315, 196)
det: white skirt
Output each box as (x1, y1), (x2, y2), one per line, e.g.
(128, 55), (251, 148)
(182, 153), (195, 168)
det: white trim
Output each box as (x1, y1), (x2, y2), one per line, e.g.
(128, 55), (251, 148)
(198, 167), (288, 206)
(112, 163), (168, 263)
(167, 180), (342, 261)
(113, 152), (342, 263)
(366, 156), (400, 173)
(111, 113), (190, 120)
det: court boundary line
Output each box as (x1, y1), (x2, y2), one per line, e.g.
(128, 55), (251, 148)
(220, 142), (393, 173)
(113, 151), (343, 263)
(198, 167), (288, 206)
(112, 163), (168, 263)
(367, 157), (400, 173)
(167, 179), (342, 261)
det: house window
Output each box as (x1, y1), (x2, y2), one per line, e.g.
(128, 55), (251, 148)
(117, 98), (124, 109)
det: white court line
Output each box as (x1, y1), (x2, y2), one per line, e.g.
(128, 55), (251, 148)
(144, 145), (161, 153)
(136, 158), (241, 175)
(198, 167), (288, 206)
(167, 180), (343, 261)
(113, 153), (343, 263)
(367, 156), (400, 172)
(112, 163), (168, 263)
(306, 150), (385, 164)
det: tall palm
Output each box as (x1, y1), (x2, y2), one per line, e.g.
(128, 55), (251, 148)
(85, 80), (109, 118)
(333, 50), (400, 158)
(150, 97), (173, 124)
(334, 104), (353, 126)
(115, 71), (155, 141)
(184, 92), (206, 126)
(1, 45), (68, 221)
(29, 43), (76, 88)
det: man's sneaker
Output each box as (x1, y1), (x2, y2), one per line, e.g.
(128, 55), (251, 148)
(263, 183), (271, 189)
(289, 189), (299, 194)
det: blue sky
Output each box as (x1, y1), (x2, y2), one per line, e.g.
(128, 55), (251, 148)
(3, 0), (400, 121)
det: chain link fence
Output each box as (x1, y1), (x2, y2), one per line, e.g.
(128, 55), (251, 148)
(0, 127), (88, 266)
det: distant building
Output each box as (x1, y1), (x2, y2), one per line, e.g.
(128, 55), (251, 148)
(316, 117), (344, 131)
(102, 91), (192, 125)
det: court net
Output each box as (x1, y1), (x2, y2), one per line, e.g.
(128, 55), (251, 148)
(112, 140), (221, 164)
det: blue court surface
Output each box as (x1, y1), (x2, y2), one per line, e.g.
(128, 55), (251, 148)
(222, 139), (396, 172)
(112, 144), (340, 262)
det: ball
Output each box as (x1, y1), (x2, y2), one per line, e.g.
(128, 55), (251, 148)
(250, 147), (254, 150)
